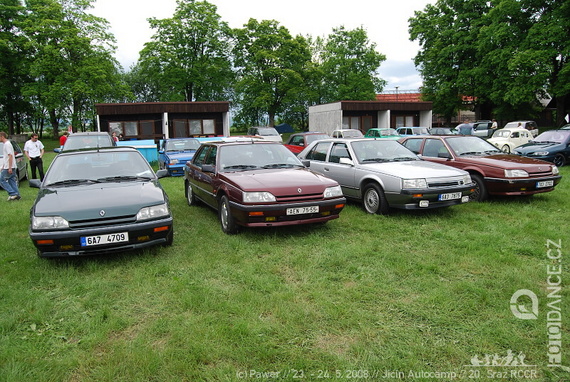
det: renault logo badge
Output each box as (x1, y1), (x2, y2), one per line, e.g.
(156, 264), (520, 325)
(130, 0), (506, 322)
(297, 188), (302, 193)
(99, 210), (106, 217)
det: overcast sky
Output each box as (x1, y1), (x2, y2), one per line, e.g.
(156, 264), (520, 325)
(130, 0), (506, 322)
(91, 0), (435, 91)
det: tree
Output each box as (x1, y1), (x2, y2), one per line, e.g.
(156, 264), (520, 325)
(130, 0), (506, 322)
(232, 18), (311, 127)
(318, 26), (386, 103)
(136, 0), (234, 102)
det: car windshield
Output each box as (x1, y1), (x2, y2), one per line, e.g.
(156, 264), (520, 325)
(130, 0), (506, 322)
(63, 135), (113, 151)
(446, 136), (502, 156)
(379, 128), (399, 136)
(257, 128), (280, 136)
(305, 134), (330, 144)
(219, 143), (303, 171)
(532, 130), (569, 144)
(493, 130), (512, 138)
(343, 130), (364, 138)
(165, 139), (200, 151)
(351, 140), (419, 163)
(44, 151), (155, 186)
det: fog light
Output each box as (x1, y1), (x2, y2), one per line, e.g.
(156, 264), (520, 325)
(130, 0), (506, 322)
(461, 196), (470, 203)
(419, 200), (429, 207)
(59, 245), (73, 250)
(265, 216), (276, 222)
(321, 211), (331, 216)
(137, 235), (150, 242)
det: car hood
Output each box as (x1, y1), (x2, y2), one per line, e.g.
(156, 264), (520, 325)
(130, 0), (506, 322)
(33, 181), (168, 221)
(457, 154), (552, 168)
(359, 160), (467, 178)
(165, 151), (196, 161)
(221, 167), (337, 195)
(514, 142), (563, 153)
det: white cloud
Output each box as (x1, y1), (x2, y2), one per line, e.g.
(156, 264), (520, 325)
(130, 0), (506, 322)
(91, 0), (434, 89)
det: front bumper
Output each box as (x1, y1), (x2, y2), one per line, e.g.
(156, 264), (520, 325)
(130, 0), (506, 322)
(30, 216), (174, 257)
(228, 197), (346, 227)
(166, 164), (186, 176)
(387, 184), (474, 210)
(484, 175), (562, 195)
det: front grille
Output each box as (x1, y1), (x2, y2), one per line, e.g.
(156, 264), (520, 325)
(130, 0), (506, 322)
(528, 170), (553, 177)
(427, 177), (465, 188)
(275, 193), (324, 203)
(70, 215), (136, 229)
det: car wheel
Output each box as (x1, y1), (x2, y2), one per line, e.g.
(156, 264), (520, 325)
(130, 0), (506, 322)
(163, 229), (174, 246)
(219, 195), (239, 234)
(186, 181), (197, 206)
(501, 145), (511, 154)
(469, 174), (488, 202)
(553, 153), (566, 167)
(362, 183), (389, 214)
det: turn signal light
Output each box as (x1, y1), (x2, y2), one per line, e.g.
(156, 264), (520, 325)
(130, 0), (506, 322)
(154, 226), (170, 233)
(249, 211), (264, 217)
(36, 240), (54, 245)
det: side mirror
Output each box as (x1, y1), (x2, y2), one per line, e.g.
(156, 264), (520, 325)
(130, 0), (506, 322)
(301, 160), (311, 168)
(339, 158), (354, 166)
(158, 150), (164, 154)
(202, 164), (215, 173)
(156, 169), (169, 178)
(29, 179), (41, 188)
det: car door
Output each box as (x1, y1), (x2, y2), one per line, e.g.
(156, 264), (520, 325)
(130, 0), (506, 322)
(322, 142), (358, 198)
(12, 142), (26, 179)
(189, 146), (216, 207)
(419, 138), (453, 165)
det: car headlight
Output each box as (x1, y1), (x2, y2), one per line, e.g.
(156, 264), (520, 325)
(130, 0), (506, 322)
(532, 151), (549, 156)
(168, 159), (179, 165)
(463, 174), (472, 185)
(552, 166), (559, 175)
(504, 169), (529, 178)
(402, 178), (428, 189)
(136, 203), (170, 221)
(32, 216), (69, 230)
(323, 185), (343, 198)
(243, 192), (276, 203)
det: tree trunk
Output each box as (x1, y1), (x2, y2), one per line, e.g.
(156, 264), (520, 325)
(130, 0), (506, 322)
(555, 94), (568, 127)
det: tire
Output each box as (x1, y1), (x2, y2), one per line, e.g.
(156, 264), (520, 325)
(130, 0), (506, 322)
(501, 145), (511, 154)
(469, 174), (488, 202)
(362, 183), (389, 215)
(163, 229), (174, 246)
(553, 153), (566, 167)
(219, 195), (239, 234)
(186, 181), (197, 206)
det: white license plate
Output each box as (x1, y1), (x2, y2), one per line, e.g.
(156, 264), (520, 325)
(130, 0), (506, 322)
(536, 180), (554, 188)
(81, 232), (129, 247)
(286, 206), (319, 215)
(439, 192), (462, 201)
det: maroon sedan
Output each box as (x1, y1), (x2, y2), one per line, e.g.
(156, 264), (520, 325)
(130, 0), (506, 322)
(400, 135), (561, 201)
(284, 132), (329, 155)
(184, 139), (346, 234)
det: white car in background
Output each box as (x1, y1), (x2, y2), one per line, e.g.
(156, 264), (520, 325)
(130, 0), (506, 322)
(247, 127), (283, 143)
(487, 128), (533, 153)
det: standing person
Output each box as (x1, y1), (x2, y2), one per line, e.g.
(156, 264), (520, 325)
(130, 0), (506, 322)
(491, 119), (498, 129)
(111, 131), (119, 142)
(59, 131), (69, 149)
(0, 132), (21, 201)
(24, 133), (45, 181)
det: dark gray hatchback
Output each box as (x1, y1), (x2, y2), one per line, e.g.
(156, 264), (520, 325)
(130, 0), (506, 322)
(29, 147), (173, 257)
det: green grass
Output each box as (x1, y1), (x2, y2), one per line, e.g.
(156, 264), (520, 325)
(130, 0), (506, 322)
(0, 139), (568, 381)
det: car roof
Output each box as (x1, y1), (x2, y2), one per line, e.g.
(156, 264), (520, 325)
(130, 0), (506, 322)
(201, 138), (278, 146)
(68, 132), (110, 136)
(57, 146), (138, 156)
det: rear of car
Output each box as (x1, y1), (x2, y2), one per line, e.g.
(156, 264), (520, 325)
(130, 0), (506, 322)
(0, 140), (28, 185)
(29, 147), (173, 257)
(247, 127), (283, 142)
(158, 138), (201, 176)
(61, 132), (116, 151)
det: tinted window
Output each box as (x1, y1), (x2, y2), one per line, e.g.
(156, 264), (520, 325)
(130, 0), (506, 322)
(193, 146), (209, 166)
(402, 139), (422, 154)
(423, 139), (449, 158)
(329, 143), (351, 163)
(306, 142), (331, 161)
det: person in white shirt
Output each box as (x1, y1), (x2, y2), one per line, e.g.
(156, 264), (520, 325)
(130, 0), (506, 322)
(0, 132), (21, 200)
(24, 133), (45, 181)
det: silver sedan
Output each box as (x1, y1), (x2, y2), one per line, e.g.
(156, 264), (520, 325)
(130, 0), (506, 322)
(298, 138), (474, 214)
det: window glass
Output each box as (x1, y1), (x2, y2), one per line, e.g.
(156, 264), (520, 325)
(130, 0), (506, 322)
(193, 146), (208, 166)
(140, 120), (154, 135)
(329, 143), (351, 163)
(402, 139), (422, 154)
(190, 120), (202, 135)
(125, 122), (138, 136)
(423, 139), (448, 158)
(203, 119), (215, 135)
(204, 146), (217, 166)
(307, 142), (330, 161)
(174, 120), (186, 137)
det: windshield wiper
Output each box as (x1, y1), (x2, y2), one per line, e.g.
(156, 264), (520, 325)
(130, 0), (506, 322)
(485, 150), (502, 154)
(392, 157), (418, 162)
(458, 151), (483, 156)
(46, 179), (100, 187)
(362, 158), (390, 163)
(261, 163), (300, 169)
(223, 164), (258, 170)
(97, 175), (152, 182)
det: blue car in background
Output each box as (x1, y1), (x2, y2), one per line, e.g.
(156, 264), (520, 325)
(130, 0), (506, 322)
(158, 138), (201, 176)
(514, 129), (570, 167)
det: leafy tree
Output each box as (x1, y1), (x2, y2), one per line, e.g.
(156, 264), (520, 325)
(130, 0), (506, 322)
(136, 0), (234, 102)
(318, 26), (386, 103)
(232, 18), (311, 127)
(0, 0), (29, 134)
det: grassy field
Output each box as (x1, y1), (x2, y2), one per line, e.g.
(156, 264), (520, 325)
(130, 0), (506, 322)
(0, 139), (568, 381)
